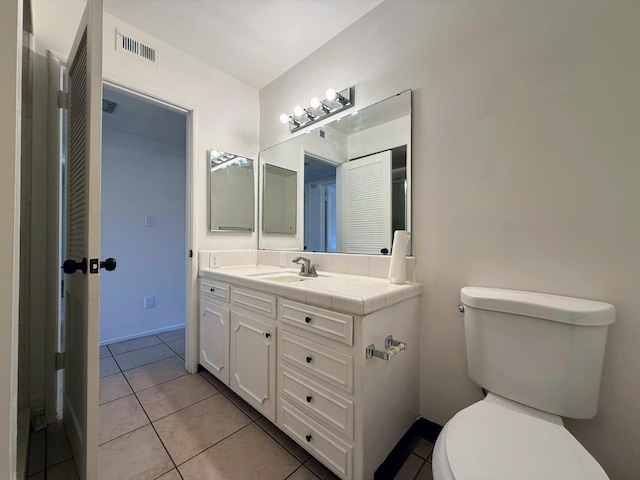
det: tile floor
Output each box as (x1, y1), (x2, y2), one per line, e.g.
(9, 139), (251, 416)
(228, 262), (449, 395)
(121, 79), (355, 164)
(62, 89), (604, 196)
(28, 328), (434, 480)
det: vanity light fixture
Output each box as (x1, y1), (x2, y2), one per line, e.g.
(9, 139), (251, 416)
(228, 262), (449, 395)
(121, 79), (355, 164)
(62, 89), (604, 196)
(279, 86), (355, 133)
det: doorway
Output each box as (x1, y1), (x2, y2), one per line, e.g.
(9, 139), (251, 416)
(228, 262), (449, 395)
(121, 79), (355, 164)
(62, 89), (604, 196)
(303, 154), (338, 252)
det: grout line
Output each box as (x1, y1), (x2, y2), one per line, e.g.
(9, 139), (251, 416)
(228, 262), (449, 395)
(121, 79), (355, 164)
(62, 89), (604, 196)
(173, 422), (255, 468)
(284, 464), (316, 480)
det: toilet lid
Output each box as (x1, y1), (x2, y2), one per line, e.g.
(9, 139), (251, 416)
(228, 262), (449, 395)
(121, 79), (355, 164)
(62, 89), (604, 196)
(444, 400), (608, 480)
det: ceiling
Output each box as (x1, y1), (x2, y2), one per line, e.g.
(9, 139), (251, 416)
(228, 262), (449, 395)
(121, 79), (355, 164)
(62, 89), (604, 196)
(103, 0), (384, 90)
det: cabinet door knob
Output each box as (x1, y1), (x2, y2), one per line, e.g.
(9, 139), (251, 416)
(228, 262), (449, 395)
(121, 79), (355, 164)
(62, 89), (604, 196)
(264, 332), (271, 339)
(210, 287), (215, 293)
(305, 316), (312, 324)
(306, 395), (312, 403)
(305, 356), (312, 364)
(305, 434), (312, 442)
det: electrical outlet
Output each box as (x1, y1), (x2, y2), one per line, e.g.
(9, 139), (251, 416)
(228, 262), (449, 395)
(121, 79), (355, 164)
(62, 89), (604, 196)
(144, 296), (155, 309)
(210, 252), (220, 268)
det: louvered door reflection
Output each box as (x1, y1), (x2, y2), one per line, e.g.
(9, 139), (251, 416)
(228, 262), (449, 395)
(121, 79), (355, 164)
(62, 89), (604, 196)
(339, 151), (392, 254)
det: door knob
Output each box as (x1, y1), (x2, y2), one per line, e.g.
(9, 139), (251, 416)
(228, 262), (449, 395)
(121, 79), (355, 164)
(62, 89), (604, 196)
(61, 258), (87, 275)
(264, 332), (271, 339)
(305, 356), (312, 364)
(305, 434), (312, 442)
(100, 257), (117, 271)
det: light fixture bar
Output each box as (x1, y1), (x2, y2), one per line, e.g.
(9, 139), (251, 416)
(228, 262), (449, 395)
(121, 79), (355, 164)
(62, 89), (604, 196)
(279, 86), (355, 133)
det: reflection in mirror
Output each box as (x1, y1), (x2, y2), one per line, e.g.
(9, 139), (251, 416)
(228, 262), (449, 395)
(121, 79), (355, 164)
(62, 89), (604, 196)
(259, 89), (411, 255)
(263, 164), (297, 234)
(208, 150), (254, 232)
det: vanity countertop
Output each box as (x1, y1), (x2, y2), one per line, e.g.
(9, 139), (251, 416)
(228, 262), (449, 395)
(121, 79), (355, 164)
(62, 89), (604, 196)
(199, 265), (421, 316)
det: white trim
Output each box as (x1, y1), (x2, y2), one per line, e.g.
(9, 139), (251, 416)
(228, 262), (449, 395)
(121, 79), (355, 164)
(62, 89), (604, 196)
(98, 324), (185, 346)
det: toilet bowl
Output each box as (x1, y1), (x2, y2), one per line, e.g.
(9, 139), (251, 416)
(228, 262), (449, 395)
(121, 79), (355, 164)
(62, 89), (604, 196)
(432, 287), (615, 480)
(432, 393), (608, 480)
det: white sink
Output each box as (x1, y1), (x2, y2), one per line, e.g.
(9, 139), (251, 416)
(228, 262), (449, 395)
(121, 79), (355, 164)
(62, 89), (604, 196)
(249, 271), (332, 283)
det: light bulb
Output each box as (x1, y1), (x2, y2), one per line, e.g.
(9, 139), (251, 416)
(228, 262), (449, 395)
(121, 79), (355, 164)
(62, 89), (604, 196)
(310, 97), (321, 109)
(210, 150), (221, 158)
(293, 106), (304, 117)
(279, 113), (290, 124)
(325, 88), (337, 101)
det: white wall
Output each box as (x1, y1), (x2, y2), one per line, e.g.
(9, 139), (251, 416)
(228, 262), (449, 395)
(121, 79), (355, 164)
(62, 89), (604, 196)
(260, 1), (640, 478)
(100, 90), (186, 344)
(0, 0), (23, 476)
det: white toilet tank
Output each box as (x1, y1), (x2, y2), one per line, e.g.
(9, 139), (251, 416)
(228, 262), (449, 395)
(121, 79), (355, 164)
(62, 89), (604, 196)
(460, 287), (615, 419)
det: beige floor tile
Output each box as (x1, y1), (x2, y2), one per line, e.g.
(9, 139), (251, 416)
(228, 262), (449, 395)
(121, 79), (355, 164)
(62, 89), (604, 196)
(98, 424), (174, 480)
(124, 356), (188, 392)
(156, 469), (182, 480)
(256, 417), (310, 462)
(137, 373), (218, 421)
(416, 462), (434, 480)
(413, 438), (434, 459)
(100, 357), (120, 378)
(114, 343), (176, 371)
(107, 335), (161, 356)
(46, 422), (72, 467)
(157, 328), (185, 342)
(304, 458), (340, 480)
(287, 466), (320, 480)
(47, 458), (79, 480)
(154, 394), (252, 465)
(221, 388), (261, 420)
(179, 423), (300, 480)
(99, 372), (133, 405)
(99, 394), (149, 445)
(199, 370), (228, 392)
(99, 345), (111, 359)
(27, 428), (45, 475)
(394, 453), (425, 480)
(165, 338), (185, 355)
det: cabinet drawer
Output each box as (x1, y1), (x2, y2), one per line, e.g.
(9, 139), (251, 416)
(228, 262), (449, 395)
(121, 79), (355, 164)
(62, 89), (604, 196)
(280, 300), (353, 346)
(231, 287), (277, 319)
(200, 278), (230, 303)
(280, 332), (353, 394)
(280, 365), (354, 439)
(280, 399), (353, 480)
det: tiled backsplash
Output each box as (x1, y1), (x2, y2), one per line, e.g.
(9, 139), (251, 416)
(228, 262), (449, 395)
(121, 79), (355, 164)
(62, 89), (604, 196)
(199, 250), (416, 282)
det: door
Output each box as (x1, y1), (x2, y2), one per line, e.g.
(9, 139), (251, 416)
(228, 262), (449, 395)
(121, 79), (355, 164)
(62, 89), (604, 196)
(230, 311), (276, 421)
(339, 151), (392, 254)
(200, 300), (230, 384)
(62, 1), (103, 478)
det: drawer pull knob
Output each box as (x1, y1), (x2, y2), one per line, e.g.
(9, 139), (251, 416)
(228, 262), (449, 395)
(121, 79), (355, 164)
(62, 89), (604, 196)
(305, 316), (312, 324)
(306, 395), (312, 403)
(210, 287), (215, 293)
(264, 332), (271, 339)
(305, 434), (312, 442)
(305, 356), (312, 364)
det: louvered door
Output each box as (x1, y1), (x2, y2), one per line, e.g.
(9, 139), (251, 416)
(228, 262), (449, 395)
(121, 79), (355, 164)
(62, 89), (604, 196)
(62, 1), (102, 478)
(339, 151), (392, 254)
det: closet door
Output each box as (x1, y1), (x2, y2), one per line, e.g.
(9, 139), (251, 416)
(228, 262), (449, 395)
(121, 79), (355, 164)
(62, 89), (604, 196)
(339, 151), (392, 254)
(61, 1), (103, 478)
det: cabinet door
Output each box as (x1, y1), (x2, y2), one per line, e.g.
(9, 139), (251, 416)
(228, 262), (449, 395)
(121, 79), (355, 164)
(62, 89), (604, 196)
(230, 310), (276, 421)
(200, 300), (230, 385)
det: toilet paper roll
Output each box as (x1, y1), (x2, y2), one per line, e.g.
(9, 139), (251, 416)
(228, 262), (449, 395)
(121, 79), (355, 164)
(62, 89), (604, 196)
(388, 231), (410, 284)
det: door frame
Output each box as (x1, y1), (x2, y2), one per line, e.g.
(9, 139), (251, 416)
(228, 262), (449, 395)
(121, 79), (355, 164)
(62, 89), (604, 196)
(44, 78), (199, 421)
(102, 78), (199, 375)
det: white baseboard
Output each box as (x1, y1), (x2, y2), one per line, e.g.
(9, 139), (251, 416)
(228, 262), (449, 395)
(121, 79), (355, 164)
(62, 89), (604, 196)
(100, 323), (185, 346)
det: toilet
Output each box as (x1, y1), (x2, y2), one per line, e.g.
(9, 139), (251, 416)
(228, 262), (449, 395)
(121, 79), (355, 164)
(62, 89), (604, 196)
(432, 287), (615, 480)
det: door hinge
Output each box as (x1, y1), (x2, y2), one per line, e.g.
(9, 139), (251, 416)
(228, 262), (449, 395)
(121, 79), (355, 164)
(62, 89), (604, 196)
(55, 352), (66, 370)
(189, 250), (193, 258)
(57, 90), (69, 109)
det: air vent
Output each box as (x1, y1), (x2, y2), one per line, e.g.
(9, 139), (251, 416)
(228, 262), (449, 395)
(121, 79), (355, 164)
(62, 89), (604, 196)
(115, 28), (159, 67)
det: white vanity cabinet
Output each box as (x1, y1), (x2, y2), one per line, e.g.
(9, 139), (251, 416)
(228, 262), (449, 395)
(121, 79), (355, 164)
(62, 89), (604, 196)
(199, 273), (420, 480)
(199, 279), (231, 384)
(229, 287), (278, 422)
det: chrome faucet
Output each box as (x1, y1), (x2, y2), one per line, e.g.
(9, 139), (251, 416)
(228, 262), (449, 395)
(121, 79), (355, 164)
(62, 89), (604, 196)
(292, 256), (318, 277)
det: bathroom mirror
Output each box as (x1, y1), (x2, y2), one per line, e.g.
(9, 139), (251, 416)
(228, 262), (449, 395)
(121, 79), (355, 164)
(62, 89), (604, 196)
(258, 89), (411, 254)
(262, 164), (297, 234)
(208, 150), (255, 232)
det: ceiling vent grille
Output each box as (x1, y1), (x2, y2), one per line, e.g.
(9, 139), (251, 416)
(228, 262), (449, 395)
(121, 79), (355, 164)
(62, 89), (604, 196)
(115, 28), (159, 67)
